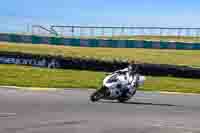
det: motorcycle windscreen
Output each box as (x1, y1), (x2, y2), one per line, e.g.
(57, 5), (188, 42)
(106, 74), (118, 83)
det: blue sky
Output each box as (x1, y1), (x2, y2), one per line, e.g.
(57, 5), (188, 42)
(0, 0), (200, 32)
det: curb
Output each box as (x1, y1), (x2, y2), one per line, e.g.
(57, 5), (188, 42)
(0, 86), (96, 92)
(159, 91), (200, 96)
(0, 86), (59, 91)
(0, 86), (199, 96)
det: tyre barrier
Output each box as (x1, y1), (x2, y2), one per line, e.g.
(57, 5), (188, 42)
(0, 51), (200, 79)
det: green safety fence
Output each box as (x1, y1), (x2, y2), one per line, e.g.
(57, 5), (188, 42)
(31, 35), (42, 44)
(9, 34), (22, 43)
(134, 40), (144, 48)
(143, 41), (153, 48)
(70, 38), (80, 46)
(109, 40), (118, 48)
(159, 41), (169, 49)
(89, 39), (99, 47)
(2, 33), (200, 50)
(50, 37), (63, 45)
(106, 40), (112, 47)
(126, 40), (132, 48)
(117, 40), (127, 48)
(192, 43), (200, 49)
(176, 42), (187, 49)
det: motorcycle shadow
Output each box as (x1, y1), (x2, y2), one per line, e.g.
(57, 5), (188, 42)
(99, 100), (179, 107)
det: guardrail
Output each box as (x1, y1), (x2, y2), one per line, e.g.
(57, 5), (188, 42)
(50, 25), (200, 38)
(31, 25), (58, 36)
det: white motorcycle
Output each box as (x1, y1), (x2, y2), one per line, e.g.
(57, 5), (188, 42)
(90, 66), (145, 103)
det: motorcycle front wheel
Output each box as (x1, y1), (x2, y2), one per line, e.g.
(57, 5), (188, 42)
(90, 89), (105, 102)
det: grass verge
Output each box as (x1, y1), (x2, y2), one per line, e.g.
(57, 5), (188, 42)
(0, 64), (200, 93)
(1, 42), (200, 67)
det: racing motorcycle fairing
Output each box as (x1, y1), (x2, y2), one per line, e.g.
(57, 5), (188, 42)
(90, 66), (146, 102)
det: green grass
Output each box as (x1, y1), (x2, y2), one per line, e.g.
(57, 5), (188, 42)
(1, 42), (200, 67)
(0, 64), (200, 93)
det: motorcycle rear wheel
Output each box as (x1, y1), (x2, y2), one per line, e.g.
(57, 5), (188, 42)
(118, 89), (136, 103)
(118, 97), (130, 103)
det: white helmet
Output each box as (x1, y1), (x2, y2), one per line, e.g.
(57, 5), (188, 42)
(128, 65), (133, 71)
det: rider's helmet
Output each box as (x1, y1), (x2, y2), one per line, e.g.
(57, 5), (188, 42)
(128, 60), (136, 70)
(128, 64), (133, 72)
(128, 60), (139, 74)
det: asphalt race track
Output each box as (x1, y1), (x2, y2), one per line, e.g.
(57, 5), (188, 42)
(0, 88), (200, 133)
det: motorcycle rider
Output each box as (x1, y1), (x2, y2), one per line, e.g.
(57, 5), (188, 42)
(90, 61), (144, 102)
(114, 61), (140, 98)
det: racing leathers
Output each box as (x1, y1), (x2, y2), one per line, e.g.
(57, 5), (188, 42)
(113, 66), (139, 98)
